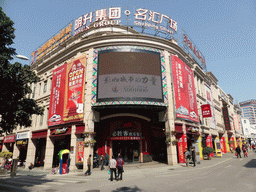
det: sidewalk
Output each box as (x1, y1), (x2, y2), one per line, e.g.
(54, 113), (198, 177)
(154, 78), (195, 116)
(1, 151), (253, 178)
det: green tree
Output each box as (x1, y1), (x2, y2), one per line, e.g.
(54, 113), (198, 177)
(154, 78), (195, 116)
(0, 7), (44, 133)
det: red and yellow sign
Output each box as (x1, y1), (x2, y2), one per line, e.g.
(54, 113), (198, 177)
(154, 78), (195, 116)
(48, 55), (86, 126)
(76, 141), (84, 164)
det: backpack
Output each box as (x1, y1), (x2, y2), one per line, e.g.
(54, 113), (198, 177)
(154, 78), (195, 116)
(117, 158), (123, 168)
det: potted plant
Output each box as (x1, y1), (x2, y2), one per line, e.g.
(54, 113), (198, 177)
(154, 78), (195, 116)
(83, 132), (90, 137)
(165, 137), (172, 145)
(165, 131), (171, 136)
(90, 139), (96, 146)
(84, 141), (90, 147)
(172, 139), (179, 145)
(202, 147), (214, 160)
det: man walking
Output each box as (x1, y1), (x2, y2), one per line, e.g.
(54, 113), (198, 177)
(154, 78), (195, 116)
(235, 145), (242, 158)
(184, 148), (190, 167)
(191, 148), (196, 167)
(116, 155), (124, 181)
(85, 154), (92, 176)
(109, 156), (117, 181)
(100, 154), (105, 170)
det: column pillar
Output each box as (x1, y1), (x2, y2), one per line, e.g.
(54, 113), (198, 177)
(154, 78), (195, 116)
(139, 140), (143, 163)
(44, 129), (54, 169)
(25, 136), (36, 168)
(109, 141), (113, 160)
(13, 142), (19, 159)
(2, 143), (8, 152)
(69, 125), (77, 171)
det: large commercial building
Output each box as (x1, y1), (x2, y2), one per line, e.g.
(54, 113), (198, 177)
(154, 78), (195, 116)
(0, 7), (244, 171)
(239, 99), (256, 125)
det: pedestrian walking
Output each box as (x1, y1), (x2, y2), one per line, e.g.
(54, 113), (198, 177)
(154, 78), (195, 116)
(116, 155), (124, 181)
(100, 154), (105, 170)
(184, 148), (190, 167)
(235, 145), (242, 158)
(191, 148), (196, 167)
(242, 145), (247, 157)
(85, 154), (92, 176)
(105, 153), (109, 166)
(109, 156), (117, 181)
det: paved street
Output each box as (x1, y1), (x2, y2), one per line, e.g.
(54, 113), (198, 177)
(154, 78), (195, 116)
(1, 151), (256, 192)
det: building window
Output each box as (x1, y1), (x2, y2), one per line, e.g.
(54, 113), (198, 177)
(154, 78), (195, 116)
(39, 83), (41, 96)
(32, 86), (36, 98)
(43, 80), (47, 93)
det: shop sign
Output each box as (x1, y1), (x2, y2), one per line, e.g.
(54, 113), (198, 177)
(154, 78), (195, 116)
(183, 32), (206, 70)
(112, 131), (140, 137)
(16, 140), (28, 145)
(52, 127), (68, 135)
(110, 136), (141, 140)
(201, 104), (212, 118)
(222, 106), (231, 130)
(48, 55), (86, 126)
(16, 131), (30, 140)
(74, 7), (177, 36)
(171, 55), (199, 123)
(3, 135), (16, 143)
(31, 23), (72, 64)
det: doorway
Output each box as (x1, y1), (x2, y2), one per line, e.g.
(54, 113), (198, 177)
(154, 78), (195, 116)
(112, 140), (140, 163)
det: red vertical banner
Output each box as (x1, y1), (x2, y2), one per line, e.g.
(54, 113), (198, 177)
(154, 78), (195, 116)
(177, 134), (187, 163)
(206, 135), (214, 157)
(48, 64), (67, 126)
(171, 55), (199, 123)
(76, 141), (84, 164)
(63, 55), (86, 123)
(220, 137), (226, 153)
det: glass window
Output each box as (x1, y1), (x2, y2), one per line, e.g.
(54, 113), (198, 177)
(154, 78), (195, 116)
(40, 114), (44, 126)
(43, 80), (47, 93)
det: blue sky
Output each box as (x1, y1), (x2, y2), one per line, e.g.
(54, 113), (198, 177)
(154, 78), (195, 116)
(2, 0), (256, 103)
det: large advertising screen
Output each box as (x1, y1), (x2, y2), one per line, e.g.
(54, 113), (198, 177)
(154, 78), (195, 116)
(171, 55), (199, 123)
(48, 55), (86, 126)
(97, 50), (163, 102)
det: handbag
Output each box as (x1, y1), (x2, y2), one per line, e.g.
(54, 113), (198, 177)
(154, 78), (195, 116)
(108, 170), (111, 175)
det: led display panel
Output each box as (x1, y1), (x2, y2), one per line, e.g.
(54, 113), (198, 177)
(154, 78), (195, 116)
(97, 50), (163, 102)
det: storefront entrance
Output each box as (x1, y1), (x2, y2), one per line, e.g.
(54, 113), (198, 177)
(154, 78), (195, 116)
(112, 140), (140, 163)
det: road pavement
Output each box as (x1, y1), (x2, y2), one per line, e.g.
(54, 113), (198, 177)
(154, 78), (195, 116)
(0, 150), (255, 192)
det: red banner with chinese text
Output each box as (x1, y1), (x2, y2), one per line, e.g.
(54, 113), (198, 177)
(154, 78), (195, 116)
(76, 141), (84, 164)
(63, 55), (86, 123)
(171, 55), (199, 123)
(48, 64), (67, 126)
(206, 135), (214, 157)
(177, 134), (187, 163)
(201, 104), (212, 118)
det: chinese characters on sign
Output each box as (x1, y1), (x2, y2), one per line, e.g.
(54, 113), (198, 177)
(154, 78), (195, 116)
(222, 106), (231, 130)
(183, 33), (206, 70)
(201, 104), (212, 118)
(74, 7), (177, 36)
(31, 24), (72, 64)
(112, 131), (141, 137)
(171, 55), (199, 123)
(48, 55), (86, 127)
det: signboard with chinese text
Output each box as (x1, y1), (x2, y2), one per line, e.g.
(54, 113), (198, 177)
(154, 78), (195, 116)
(48, 64), (67, 126)
(3, 135), (16, 143)
(182, 30), (206, 71)
(201, 104), (212, 118)
(204, 84), (216, 128)
(97, 49), (163, 102)
(110, 137), (141, 140)
(74, 7), (177, 37)
(48, 55), (86, 126)
(222, 106), (231, 130)
(233, 114), (240, 130)
(16, 131), (30, 140)
(31, 23), (72, 64)
(63, 55), (86, 123)
(171, 55), (199, 123)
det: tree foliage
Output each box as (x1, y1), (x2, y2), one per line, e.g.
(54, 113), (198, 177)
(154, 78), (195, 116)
(0, 7), (44, 133)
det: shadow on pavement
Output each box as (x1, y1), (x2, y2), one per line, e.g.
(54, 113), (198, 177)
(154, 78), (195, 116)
(0, 174), (54, 192)
(112, 186), (143, 192)
(243, 159), (256, 168)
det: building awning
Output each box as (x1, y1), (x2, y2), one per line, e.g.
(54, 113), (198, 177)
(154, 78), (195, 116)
(32, 130), (47, 139)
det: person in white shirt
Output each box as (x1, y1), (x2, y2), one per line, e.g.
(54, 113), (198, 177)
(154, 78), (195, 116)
(109, 156), (117, 181)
